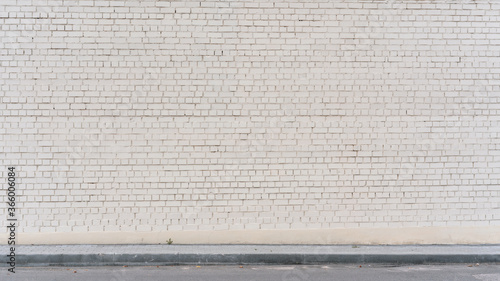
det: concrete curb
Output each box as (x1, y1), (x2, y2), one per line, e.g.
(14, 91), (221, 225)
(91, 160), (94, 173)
(2, 245), (500, 267)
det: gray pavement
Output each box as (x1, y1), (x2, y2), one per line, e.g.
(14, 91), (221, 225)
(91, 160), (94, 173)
(1, 245), (500, 267)
(2, 264), (500, 281)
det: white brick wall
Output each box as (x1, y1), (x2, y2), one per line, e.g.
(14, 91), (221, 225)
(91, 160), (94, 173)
(1, 0), (500, 239)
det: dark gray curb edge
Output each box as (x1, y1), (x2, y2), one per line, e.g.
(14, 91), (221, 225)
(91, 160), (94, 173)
(9, 253), (500, 267)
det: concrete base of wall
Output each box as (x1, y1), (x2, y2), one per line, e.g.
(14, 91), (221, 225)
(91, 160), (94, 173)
(4, 226), (500, 245)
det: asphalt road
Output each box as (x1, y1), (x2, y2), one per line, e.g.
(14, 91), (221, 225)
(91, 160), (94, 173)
(2, 264), (500, 281)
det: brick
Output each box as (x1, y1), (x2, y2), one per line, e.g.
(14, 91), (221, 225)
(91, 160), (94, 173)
(1, 0), (499, 237)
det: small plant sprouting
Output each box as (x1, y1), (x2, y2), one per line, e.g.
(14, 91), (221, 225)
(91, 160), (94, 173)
(167, 238), (173, 245)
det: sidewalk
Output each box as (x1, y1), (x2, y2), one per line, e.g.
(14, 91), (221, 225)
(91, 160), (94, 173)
(2, 245), (499, 267)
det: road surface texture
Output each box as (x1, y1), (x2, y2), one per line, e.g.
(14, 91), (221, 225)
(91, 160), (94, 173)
(2, 264), (500, 281)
